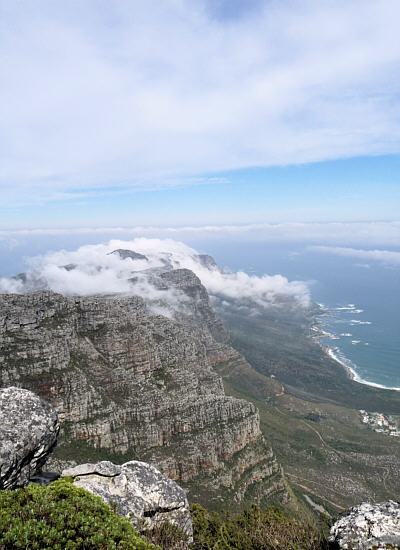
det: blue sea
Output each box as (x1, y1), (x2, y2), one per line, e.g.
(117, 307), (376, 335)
(1, 234), (399, 389)
(198, 240), (400, 390)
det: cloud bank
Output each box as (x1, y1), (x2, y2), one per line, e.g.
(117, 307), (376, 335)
(1, 0), (400, 201)
(0, 238), (310, 308)
(1, 221), (400, 247)
(310, 245), (400, 266)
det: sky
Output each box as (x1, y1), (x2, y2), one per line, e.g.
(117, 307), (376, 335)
(1, 0), (400, 230)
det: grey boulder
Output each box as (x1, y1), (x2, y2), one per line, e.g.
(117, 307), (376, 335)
(0, 386), (59, 489)
(63, 460), (192, 538)
(330, 501), (400, 549)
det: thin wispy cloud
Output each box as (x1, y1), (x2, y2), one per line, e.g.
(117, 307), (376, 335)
(1, 0), (400, 202)
(1, 221), (399, 247)
(310, 245), (400, 266)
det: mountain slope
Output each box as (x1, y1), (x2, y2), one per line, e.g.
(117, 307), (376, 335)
(214, 299), (400, 513)
(0, 268), (286, 508)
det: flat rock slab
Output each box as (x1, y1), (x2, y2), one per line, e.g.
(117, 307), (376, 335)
(0, 386), (59, 489)
(330, 501), (400, 549)
(63, 460), (193, 538)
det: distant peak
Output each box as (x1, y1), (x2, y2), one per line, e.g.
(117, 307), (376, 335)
(60, 263), (77, 271)
(196, 254), (219, 270)
(108, 249), (148, 262)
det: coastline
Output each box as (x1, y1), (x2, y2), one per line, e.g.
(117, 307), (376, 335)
(324, 345), (400, 392)
(311, 307), (400, 393)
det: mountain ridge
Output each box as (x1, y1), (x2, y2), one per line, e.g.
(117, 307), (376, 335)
(0, 261), (286, 508)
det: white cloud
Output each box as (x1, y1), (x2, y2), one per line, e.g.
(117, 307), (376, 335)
(1, 221), (400, 246)
(0, 278), (24, 293)
(310, 245), (400, 266)
(0, 238), (310, 307)
(1, 0), (400, 200)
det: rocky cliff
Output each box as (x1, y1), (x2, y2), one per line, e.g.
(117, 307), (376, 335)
(0, 263), (285, 507)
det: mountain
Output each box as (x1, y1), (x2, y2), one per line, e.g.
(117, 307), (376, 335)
(108, 249), (149, 262)
(4, 246), (398, 517)
(0, 262), (286, 508)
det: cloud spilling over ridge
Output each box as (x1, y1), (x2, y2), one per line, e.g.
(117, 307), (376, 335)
(0, 239), (310, 308)
(1, 0), (400, 201)
(310, 245), (400, 266)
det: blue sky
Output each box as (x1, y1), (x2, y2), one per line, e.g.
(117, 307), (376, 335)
(1, 0), (400, 230)
(1, 155), (399, 229)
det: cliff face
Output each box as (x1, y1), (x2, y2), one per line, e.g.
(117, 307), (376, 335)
(0, 267), (285, 507)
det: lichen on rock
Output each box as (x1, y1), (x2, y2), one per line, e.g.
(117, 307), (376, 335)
(0, 386), (59, 489)
(330, 501), (400, 549)
(63, 460), (193, 538)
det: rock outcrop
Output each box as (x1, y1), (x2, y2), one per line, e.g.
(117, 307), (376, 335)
(195, 254), (220, 271)
(0, 386), (59, 489)
(63, 460), (192, 537)
(0, 265), (285, 506)
(109, 249), (148, 262)
(330, 501), (400, 549)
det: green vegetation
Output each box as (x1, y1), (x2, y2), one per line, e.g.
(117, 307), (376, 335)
(215, 303), (400, 512)
(0, 477), (331, 549)
(145, 522), (190, 549)
(51, 434), (136, 465)
(191, 504), (328, 549)
(0, 479), (156, 550)
(144, 504), (330, 549)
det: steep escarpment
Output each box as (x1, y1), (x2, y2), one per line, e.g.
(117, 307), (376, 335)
(0, 268), (285, 507)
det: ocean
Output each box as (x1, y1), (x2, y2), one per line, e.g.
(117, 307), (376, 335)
(199, 239), (400, 390)
(1, 234), (399, 390)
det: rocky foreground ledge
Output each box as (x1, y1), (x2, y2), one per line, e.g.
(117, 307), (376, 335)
(0, 386), (192, 539)
(1, 386), (400, 549)
(330, 501), (400, 550)
(0, 386), (59, 489)
(64, 460), (192, 538)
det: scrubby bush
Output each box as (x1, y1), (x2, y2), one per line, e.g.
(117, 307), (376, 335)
(0, 480), (330, 550)
(145, 522), (189, 549)
(191, 504), (329, 550)
(0, 478), (157, 550)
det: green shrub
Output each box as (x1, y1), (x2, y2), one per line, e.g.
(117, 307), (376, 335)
(0, 480), (331, 550)
(191, 504), (329, 550)
(145, 522), (189, 549)
(0, 478), (157, 550)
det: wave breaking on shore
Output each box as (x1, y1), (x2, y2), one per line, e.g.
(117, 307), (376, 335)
(325, 346), (400, 392)
(313, 304), (400, 392)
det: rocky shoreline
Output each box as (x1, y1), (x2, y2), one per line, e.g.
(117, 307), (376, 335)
(311, 304), (400, 393)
